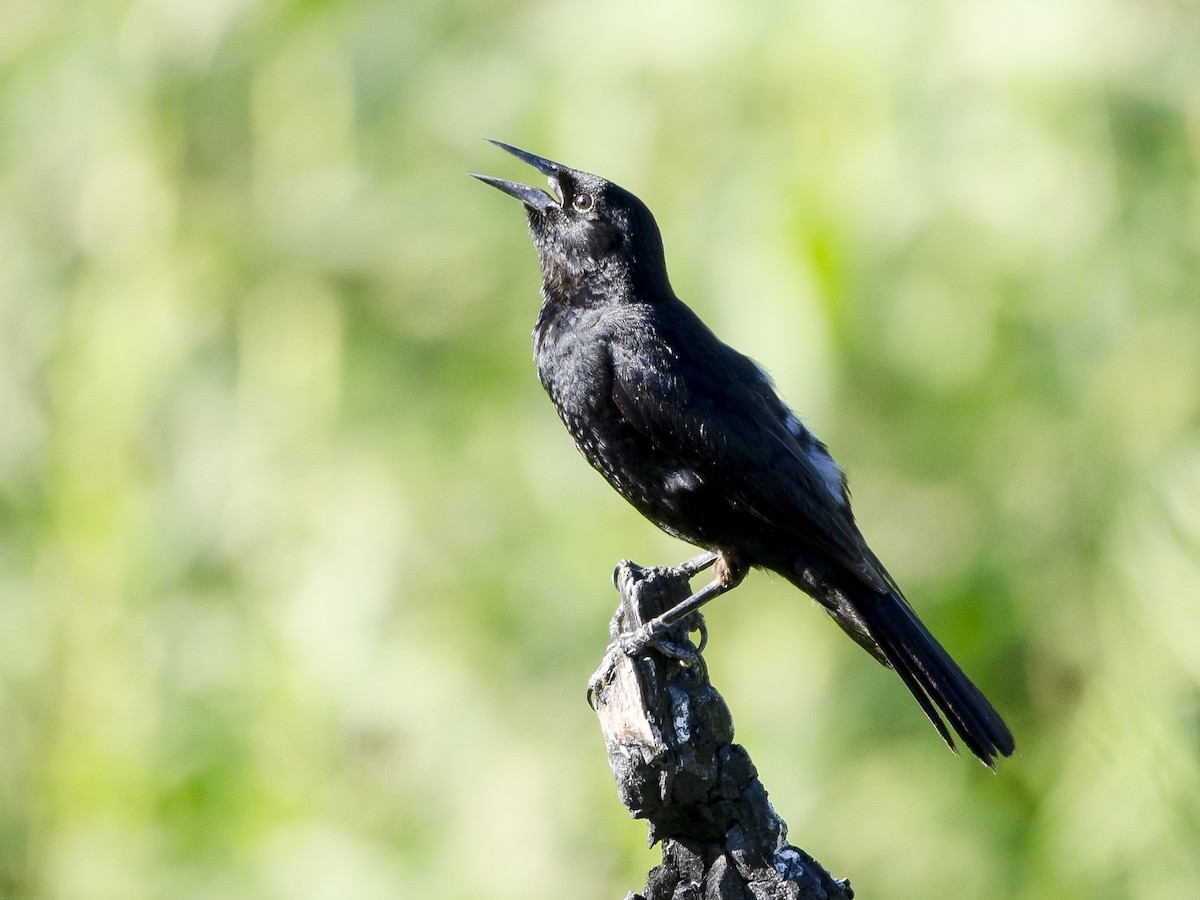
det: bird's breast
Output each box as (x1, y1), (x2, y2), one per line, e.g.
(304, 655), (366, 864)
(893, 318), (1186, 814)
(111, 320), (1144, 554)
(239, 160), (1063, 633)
(532, 300), (759, 551)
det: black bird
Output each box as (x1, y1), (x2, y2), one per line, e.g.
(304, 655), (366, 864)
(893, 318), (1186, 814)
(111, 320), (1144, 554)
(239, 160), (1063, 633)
(473, 140), (1014, 767)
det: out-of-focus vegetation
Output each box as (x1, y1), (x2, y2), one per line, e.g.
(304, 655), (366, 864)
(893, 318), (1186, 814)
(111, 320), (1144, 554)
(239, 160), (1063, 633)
(1, 1), (1198, 898)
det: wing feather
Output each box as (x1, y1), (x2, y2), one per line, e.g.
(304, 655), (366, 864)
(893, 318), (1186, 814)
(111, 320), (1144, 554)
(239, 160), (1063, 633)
(608, 305), (889, 594)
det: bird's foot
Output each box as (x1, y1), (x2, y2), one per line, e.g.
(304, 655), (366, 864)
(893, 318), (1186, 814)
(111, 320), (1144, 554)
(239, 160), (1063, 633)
(590, 616), (707, 707)
(615, 615), (707, 660)
(607, 604), (627, 641)
(586, 646), (619, 709)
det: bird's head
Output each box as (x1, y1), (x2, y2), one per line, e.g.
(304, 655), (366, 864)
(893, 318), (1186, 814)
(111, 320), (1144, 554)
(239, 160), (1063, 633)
(472, 140), (670, 295)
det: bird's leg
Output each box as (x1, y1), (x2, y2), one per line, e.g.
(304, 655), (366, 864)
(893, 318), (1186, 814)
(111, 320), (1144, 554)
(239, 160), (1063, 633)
(617, 550), (746, 657)
(673, 550), (718, 579)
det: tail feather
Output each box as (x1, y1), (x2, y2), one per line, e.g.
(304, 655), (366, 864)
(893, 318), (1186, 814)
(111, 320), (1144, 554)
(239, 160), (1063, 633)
(854, 590), (1015, 768)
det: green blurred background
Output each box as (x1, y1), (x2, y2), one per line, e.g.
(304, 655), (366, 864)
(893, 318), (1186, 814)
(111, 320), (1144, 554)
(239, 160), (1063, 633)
(2, 1), (1199, 898)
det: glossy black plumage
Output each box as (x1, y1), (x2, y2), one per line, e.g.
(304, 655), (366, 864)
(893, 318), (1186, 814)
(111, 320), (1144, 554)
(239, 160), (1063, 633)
(473, 140), (1014, 766)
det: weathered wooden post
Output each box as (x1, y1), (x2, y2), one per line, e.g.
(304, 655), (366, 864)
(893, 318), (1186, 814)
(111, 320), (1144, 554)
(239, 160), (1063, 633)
(589, 560), (854, 900)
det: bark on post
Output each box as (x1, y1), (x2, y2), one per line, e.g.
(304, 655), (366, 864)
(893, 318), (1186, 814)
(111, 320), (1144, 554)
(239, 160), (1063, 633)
(589, 560), (853, 900)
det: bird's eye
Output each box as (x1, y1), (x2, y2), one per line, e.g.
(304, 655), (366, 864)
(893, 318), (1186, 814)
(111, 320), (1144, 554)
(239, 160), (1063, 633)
(573, 192), (594, 212)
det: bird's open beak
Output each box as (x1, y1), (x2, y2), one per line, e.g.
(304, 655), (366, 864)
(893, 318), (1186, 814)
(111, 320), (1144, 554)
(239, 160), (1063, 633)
(470, 139), (568, 213)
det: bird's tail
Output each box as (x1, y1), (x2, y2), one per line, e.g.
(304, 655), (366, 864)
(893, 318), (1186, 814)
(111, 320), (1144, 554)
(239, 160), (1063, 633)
(845, 587), (1015, 767)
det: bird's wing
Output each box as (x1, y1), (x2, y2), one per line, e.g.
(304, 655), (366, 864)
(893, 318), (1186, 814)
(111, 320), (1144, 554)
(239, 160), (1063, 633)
(608, 310), (891, 594)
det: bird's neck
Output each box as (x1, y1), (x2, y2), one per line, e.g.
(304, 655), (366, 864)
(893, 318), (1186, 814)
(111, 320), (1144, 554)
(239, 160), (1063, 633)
(541, 256), (669, 310)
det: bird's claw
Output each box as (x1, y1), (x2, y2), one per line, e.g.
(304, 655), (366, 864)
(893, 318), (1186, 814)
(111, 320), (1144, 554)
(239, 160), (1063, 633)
(587, 638), (631, 708)
(614, 619), (703, 661)
(586, 664), (607, 710)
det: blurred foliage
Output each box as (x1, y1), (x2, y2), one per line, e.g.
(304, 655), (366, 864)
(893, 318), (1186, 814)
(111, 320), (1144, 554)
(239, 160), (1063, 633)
(1, 0), (1199, 898)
